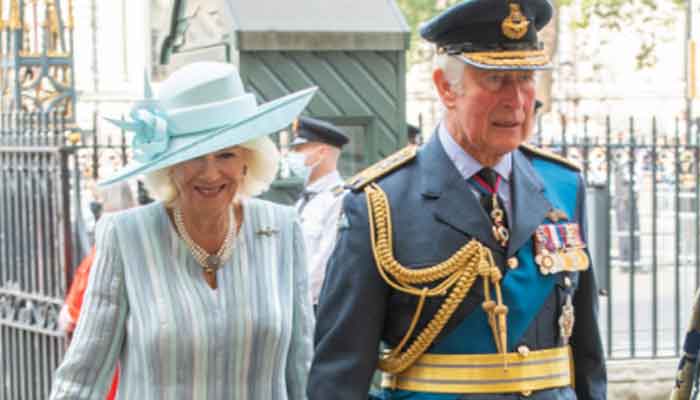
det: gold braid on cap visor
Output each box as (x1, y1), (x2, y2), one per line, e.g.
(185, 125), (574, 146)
(364, 183), (509, 374)
(462, 49), (549, 67)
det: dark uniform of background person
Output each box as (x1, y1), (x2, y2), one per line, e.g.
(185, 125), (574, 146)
(407, 123), (423, 146)
(308, 0), (607, 399)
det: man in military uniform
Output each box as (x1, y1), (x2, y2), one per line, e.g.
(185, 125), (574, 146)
(671, 289), (700, 399)
(287, 116), (349, 307)
(308, 0), (607, 399)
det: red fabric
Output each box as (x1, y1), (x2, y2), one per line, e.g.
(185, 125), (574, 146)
(106, 371), (119, 400)
(65, 247), (120, 400)
(65, 248), (96, 323)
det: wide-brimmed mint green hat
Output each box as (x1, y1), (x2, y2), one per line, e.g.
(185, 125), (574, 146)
(99, 62), (316, 186)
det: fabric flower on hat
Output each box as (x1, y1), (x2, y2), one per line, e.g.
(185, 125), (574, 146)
(126, 101), (170, 162)
(105, 94), (171, 162)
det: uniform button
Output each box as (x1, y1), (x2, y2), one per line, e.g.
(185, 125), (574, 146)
(564, 277), (572, 288)
(507, 257), (519, 269)
(517, 345), (530, 357)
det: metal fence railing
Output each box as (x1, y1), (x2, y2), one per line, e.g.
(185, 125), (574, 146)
(534, 115), (700, 360)
(0, 111), (73, 400)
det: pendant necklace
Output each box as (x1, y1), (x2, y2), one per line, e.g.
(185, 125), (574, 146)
(173, 204), (237, 289)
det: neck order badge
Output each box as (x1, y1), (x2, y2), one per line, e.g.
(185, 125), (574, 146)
(467, 168), (509, 247)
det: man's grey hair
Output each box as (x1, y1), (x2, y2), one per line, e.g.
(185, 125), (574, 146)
(435, 53), (466, 95)
(435, 54), (541, 94)
(143, 136), (280, 204)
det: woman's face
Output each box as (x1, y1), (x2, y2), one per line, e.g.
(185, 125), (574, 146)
(170, 146), (249, 214)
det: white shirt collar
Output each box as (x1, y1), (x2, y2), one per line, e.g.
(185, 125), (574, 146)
(437, 121), (512, 182)
(306, 170), (343, 192)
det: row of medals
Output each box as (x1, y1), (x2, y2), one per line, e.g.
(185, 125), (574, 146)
(489, 199), (577, 345)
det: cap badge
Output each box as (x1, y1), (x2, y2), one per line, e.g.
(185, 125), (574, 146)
(501, 3), (530, 40)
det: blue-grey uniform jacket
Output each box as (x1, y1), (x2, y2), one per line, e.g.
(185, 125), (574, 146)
(308, 133), (607, 400)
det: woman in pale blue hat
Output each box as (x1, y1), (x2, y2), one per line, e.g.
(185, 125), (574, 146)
(50, 62), (316, 399)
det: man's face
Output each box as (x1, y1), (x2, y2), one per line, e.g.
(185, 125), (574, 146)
(446, 65), (536, 158)
(292, 142), (324, 167)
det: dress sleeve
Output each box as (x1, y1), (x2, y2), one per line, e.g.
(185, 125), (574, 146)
(286, 215), (314, 400)
(50, 214), (128, 400)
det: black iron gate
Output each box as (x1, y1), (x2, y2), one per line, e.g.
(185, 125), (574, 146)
(535, 114), (700, 360)
(0, 112), (73, 400)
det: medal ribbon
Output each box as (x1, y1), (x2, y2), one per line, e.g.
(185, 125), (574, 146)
(468, 173), (502, 196)
(556, 224), (568, 247)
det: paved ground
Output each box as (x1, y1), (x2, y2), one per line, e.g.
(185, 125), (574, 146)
(607, 358), (677, 399)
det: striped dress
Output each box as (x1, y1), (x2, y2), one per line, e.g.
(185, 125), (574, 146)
(50, 198), (313, 400)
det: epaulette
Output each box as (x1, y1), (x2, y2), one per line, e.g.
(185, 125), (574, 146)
(519, 143), (581, 172)
(345, 145), (417, 191)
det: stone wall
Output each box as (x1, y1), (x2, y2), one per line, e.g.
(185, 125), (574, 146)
(608, 359), (677, 400)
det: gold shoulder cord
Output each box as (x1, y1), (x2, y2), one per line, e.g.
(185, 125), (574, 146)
(364, 183), (509, 374)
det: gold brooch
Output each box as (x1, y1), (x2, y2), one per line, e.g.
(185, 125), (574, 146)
(256, 227), (279, 236)
(501, 3), (530, 40)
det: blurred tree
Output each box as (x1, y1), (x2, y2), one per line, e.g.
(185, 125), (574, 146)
(395, 0), (461, 64)
(569, 0), (685, 69)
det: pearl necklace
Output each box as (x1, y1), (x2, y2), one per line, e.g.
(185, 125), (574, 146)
(173, 204), (237, 274)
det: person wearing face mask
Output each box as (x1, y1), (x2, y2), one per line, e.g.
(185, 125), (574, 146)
(287, 116), (349, 308)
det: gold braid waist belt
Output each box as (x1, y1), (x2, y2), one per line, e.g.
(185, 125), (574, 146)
(381, 346), (574, 395)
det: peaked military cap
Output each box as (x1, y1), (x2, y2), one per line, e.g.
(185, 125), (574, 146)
(290, 116), (349, 149)
(420, 0), (553, 70)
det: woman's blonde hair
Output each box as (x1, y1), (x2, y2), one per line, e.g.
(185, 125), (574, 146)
(143, 136), (280, 204)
